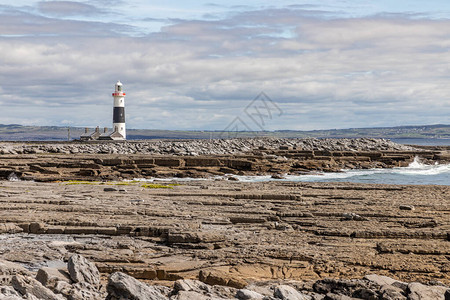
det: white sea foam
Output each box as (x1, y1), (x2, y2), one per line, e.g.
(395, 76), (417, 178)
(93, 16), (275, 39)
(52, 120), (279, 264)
(391, 156), (450, 176)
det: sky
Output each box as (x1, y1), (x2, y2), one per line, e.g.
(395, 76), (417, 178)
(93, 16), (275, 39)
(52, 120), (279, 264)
(1, 1), (450, 131)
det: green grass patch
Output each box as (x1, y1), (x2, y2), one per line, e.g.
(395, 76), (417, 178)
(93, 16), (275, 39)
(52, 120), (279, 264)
(64, 180), (101, 185)
(116, 180), (141, 185)
(141, 183), (174, 189)
(63, 180), (181, 188)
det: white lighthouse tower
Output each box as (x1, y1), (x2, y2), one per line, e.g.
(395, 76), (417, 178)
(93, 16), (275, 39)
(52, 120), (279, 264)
(112, 80), (126, 140)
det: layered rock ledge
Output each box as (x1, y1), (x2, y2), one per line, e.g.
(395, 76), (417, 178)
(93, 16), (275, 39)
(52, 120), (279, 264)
(0, 180), (448, 288)
(0, 138), (448, 181)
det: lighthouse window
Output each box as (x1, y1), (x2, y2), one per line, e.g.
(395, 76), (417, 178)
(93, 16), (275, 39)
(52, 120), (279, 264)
(118, 86), (122, 91)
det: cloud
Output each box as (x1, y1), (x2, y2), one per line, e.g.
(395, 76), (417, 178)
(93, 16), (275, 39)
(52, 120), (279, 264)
(37, 1), (104, 17)
(0, 9), (134, 36)
(0, 5), (449, 130)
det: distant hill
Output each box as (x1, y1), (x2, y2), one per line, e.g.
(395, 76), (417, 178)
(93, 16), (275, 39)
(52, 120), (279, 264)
(0, 124), (448, 141)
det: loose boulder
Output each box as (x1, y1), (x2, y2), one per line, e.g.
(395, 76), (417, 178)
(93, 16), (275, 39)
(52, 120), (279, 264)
(0, 285), (22, 300)
(364, 274), (400, 286)
(67, 254), (100, 288)
(11, 274), (65, 300)
(236, 288), (264, 300)
(173, 279), (210, 294)
(273, 285), (308, 300)
(407, 282), (448, 300)
(106, 272), (168, 300)
(36, 267), (71, 288)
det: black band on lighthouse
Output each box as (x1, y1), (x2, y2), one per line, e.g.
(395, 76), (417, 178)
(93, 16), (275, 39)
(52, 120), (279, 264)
(113, 107), (125, 123)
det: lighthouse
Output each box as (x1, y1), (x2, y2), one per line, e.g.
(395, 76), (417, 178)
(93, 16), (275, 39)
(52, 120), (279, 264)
(80, 81), (128, 141)
(112, 80), (126, 140)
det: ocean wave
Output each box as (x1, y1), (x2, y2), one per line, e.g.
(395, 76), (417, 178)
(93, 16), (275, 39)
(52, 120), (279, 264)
(391, 157), (450, 176)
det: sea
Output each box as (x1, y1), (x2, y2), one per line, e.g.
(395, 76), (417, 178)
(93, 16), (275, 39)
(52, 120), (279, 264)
(144, 158), (449, 186)
(233, 158), (449, 186)
(232, 138), (449, 186)
(390, 138), (450, 146)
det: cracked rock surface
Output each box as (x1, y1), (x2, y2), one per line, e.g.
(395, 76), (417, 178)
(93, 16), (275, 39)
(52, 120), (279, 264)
(0, 179), (448, 288)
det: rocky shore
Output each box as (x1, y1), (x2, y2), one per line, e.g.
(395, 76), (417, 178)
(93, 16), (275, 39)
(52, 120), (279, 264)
(0, 138), (448, 181)
(0, 178), (448, 299)
(0, 138), (448, 299)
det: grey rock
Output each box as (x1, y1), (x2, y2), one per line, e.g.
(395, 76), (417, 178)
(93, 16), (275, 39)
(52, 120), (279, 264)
(170, 290), (228, 300)
(391, 282), (408, 292)
(67, 254), (100, 288)
(274, 285), (308, 300)
(53, 281), (73, 298)
(53, 281), (103, 300)
(244, 284), (274, 298)
(11, 274), (65, 300)
(274, 222), (294, 231)
(106, 272), (168, 300)
(172, 279), (237, 299)
(0, 223), (23, 234)
(0, 260), (31, 277)
(323, 293), (355, 300)
(0, 285), (22, 300)
(173, 279), (210, 294)
(407, 282), (448, 300)
(364, 274), (400, 286)
(352, 288), (377, 299)
(308, 293), (325, 300)
(36, 267), (71, 288)
(236, 289), (264, 299)
(70, 282), (103, 300)
(7, 172), (20, 181)
(341, 213), (367, 221)
(313, 278), (368, 296)
(379, 284), (406, 300)
(399, 205), (414, 211)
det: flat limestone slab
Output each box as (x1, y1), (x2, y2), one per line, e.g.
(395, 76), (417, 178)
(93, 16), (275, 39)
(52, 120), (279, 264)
(0, 179), (448, 285)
